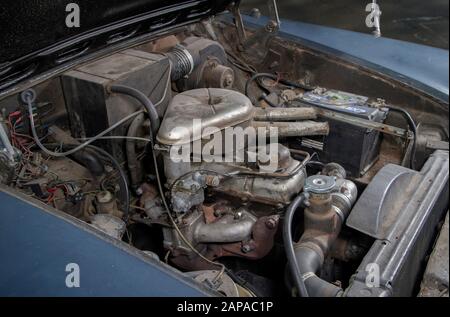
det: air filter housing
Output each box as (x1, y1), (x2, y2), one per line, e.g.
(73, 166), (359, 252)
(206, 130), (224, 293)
(61, 49), (171, 161)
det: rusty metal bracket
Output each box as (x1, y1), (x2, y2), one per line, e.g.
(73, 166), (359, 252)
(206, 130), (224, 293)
(316, 108), (409, 138)
(230, 3), (247, 47)
(233, 0), (281, 64)
(291, 100), (409, 139)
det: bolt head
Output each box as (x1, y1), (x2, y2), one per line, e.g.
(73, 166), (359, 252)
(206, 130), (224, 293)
(241, 245), (252, 253)
(266, 217), (278, 229)
(223, 75), (234, 88)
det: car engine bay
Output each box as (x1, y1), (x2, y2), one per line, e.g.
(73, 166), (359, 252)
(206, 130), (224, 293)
(0, 18), (448, 297)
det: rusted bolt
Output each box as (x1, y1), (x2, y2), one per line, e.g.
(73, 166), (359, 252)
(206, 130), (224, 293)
(205, 175), (221, 187)
(241, 245), (253, 254)
(265, 217), (278, 230)
(224, 75), (234, 88)
(269, 61), (279, 69)
(266, 21), (278, 32)
(249, 8), (261, 19)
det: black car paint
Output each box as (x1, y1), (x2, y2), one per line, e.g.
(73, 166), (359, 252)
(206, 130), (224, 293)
(0, 0), (234, 92)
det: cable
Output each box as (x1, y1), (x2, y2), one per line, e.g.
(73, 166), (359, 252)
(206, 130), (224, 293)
(23, 59), (170, 158)
(144, 125), (226, 282)
(245, 73), (274, 100)
(260, 93), (279, 108)
(153, 63), (172, 108)
(283, 194), (309, 297)
(24, 92), (144, 158)
(22, 73), (224, 279)
(306, 161), (325, 168)
(88, 145), (131, 217)
(101, 83), (227, 281)
(43, 144), (131, 217)
(245, 73), (316, 103)
(77, 136), (152, 143)
(109, 85), (160, 135)
(226, 50), (258, 74)
(153, 153), (226, 282)
(109, 60), (171, 135)
(386, 105), (417, 170)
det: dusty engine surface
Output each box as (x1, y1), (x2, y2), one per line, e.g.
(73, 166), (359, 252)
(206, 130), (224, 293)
(1, 31), (448, 298)
(152, 88), (312, 270)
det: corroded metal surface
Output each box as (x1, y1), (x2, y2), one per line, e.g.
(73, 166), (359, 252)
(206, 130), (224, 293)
(253, 107), (317, 121)
(157, 88), (254, 145)
(419, 212), (449, 297)
(169, 212), (279, 271)
(251, 120), (329, 137)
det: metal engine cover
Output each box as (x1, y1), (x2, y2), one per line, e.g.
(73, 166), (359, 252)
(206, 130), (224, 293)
(156, 88), (254, 146)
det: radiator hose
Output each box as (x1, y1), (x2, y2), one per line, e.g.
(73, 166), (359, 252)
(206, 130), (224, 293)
(286, 173), (357, 297)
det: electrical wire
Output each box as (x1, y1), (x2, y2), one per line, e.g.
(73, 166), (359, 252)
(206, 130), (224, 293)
(77, 136), (152, 143)
(154, 62), (172, 108)
(153, 160), (227, 282)
(306, 161), (325, 168)
(23, 60), (171, 159)
(260, 93), (279, 108)
(65, 81), (226, 281)
(42, 144), (131, 217)
(226, 50), (258, 74)
(21, 60), (222, 283)
(19, 76), (227, 277)
(109, 61), (171, 135)
(86, 144), (131, 217)
(145, 126), (226, 282)
(24, 93), (144, 158)
(245, 73), (316, 103)
(385, 105), (418, 170)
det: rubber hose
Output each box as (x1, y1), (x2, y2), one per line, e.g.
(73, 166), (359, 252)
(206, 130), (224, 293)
(110, 84), (160, 136)
(283, 194), (309, 297)
(126, 113), (146, 188)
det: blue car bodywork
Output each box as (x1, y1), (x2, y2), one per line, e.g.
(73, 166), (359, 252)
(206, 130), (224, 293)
(241, 15), (449, 102)
(0, 12), (448, 297)
(0, 187), (214, 297)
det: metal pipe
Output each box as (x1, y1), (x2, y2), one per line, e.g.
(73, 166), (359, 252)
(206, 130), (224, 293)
(291, 174), (357, 297)
(254, 108), (317, 121)
(251, 121), (329, 137)
(194, 214), (256, 244)
(126, 113), (146, 188)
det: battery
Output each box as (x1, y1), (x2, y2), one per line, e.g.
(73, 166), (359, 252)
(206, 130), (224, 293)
(297, 89), (389, 178)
